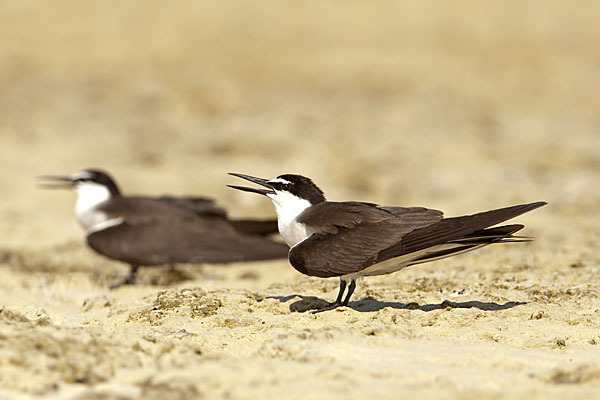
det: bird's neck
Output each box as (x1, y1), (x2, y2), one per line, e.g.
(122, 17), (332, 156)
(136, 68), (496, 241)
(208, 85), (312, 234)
(74, 183), (114, 229)
(269, 194), (313, 247)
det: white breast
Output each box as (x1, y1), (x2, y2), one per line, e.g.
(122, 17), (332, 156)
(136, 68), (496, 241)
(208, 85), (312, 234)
(74, 182), (112, 230)
(268, 191), (312, 247)
(277, 217), (310, 247)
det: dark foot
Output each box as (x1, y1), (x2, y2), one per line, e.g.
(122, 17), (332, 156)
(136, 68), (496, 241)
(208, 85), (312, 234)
(310, 301), (344, 314)
(310, 279), (357, 314)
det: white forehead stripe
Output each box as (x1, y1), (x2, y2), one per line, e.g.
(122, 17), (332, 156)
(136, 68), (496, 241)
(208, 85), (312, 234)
(70, 171), (94, 180)
(268, 178), (292, 185)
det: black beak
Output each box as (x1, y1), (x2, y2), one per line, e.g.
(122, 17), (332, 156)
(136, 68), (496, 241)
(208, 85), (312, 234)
(227, 173), (275, 196)
(36, 175), (75, 189)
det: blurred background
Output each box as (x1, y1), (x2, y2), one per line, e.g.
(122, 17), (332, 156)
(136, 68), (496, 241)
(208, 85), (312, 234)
(0, 0), (598, 257)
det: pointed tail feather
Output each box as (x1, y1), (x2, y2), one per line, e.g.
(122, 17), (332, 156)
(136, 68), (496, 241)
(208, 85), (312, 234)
(401, 202), (545, 254)
(406, 224), (532, 265)
(447, 224), (525, 244)
(377, 202), (545, 263)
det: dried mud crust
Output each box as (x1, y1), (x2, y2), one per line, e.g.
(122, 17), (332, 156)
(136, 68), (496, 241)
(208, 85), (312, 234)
(0, 306), (203, 395)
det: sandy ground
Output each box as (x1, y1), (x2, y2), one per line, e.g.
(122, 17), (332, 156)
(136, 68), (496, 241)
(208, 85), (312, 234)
(1, 1), (600, 399)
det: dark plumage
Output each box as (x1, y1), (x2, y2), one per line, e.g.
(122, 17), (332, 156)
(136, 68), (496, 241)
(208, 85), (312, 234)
(41, 169), (288, 288)
(88, 196), (287, 266)
(288, 201), (545, 278)
(229, 172), (547, 313)
(158, 195), (279, 235)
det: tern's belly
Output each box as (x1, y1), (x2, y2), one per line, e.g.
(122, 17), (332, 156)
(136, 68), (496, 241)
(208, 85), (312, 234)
(352, 256), (413, 277)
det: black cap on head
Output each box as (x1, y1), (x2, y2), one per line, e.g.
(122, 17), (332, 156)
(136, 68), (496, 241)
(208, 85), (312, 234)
(271, 174), (326, 204)
(39, 168), (121, 196)
(228, 173), (326, 205)
(72, 169), (121, 196)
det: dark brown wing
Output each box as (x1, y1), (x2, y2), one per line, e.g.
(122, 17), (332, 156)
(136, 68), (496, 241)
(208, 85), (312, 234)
(289, 201), (545, 278)
(296, 201), (443, 234)
(377, 201), (546, 261)
(157, 195), (228, 218)
(289, 202), (443, 277)
(87, 197), (288, 265)
(228, 219), (279, 236)
(158, 195), (278, 235)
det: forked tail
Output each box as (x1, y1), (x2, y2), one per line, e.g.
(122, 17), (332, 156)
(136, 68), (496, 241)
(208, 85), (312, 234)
(406, 224), (528, 265)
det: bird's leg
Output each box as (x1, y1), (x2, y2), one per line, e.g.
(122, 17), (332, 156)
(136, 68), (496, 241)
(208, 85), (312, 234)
(334, 279), (347, 304)
(341, 280), (356, 306)
(125, 264), (139, 284)
(311, 279), (348, 314)
(110, 264), (139, 289)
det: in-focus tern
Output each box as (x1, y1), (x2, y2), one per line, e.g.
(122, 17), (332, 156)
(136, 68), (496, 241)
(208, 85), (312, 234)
(228, 173), (546, 313)
(40, 169), (288, 288)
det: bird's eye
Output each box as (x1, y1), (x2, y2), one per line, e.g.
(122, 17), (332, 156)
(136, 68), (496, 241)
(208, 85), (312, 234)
(270, 181), (291, 191)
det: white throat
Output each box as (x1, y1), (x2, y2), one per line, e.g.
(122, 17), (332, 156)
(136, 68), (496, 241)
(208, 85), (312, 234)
(74, 183), (112, 229)
(267, 191), (312, 247)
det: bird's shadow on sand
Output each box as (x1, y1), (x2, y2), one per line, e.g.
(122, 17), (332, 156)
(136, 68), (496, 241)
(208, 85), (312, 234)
(267, 295), (526, 313)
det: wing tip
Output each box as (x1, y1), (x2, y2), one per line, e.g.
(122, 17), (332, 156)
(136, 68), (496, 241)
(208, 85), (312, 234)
(504, 201), (547, 217)
(529, 201), (548, 209)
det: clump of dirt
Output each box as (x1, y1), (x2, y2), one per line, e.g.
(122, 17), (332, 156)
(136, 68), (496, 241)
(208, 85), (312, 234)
(0, 326), (141, 393)
(127, 288), (222, 325)
(0, 306), (52, 327)
(140, 376), (203, 400)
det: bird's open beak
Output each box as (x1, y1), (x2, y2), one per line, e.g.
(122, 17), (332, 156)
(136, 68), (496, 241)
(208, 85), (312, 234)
(227, 173), (275, 196)
(36, 175), (75, 189)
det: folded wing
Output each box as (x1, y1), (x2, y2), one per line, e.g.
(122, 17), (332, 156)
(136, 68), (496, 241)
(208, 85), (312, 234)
(86, 197), (288, 265)
(289, 201), (545, 278)
(289, 202), (443, 277)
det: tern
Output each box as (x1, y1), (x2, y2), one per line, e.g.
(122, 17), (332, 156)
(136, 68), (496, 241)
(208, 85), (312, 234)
(40, 169), (288, 288)
(228, 173), (546, 313)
